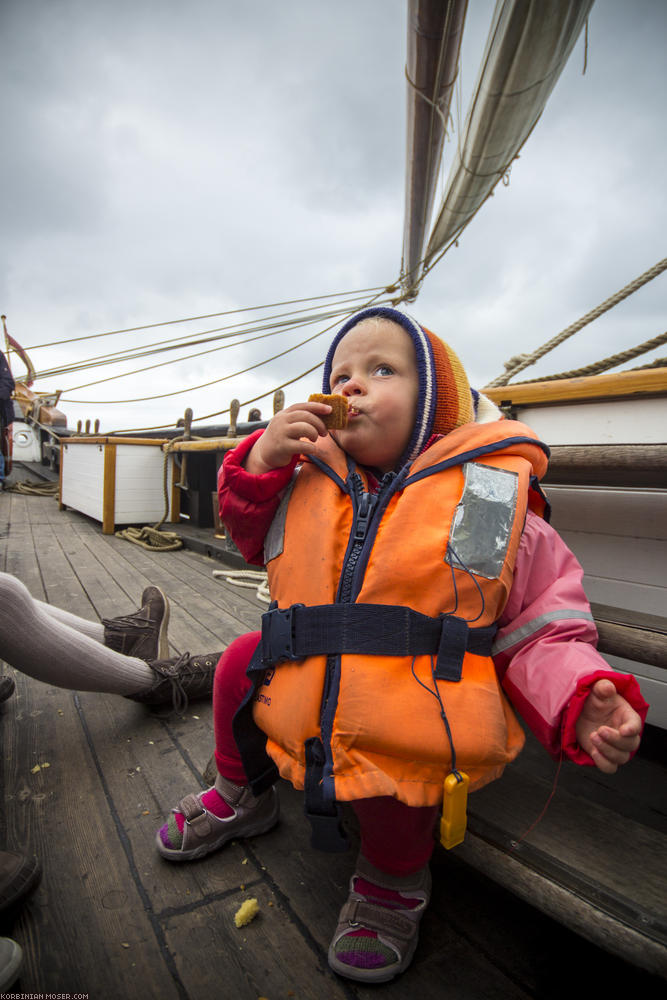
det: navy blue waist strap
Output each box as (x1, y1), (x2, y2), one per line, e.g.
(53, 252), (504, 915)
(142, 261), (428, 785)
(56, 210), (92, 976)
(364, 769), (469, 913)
(261, 603), (497, 683)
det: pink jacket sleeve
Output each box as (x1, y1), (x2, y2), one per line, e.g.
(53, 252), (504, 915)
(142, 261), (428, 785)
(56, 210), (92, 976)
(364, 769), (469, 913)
(494, 511), (648, 763)
(218, 430), (299, 565)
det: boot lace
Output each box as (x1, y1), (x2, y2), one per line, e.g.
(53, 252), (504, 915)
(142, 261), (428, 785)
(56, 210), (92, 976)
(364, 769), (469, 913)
(102, 611), (155, 634)
(150, 652), (214, 714)
(149, 652), (191, 715)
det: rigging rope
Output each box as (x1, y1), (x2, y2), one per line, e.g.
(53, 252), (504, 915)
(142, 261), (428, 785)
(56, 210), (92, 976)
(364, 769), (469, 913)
(629, 356), (666, 371)
(104, 286), (391, 433)
(486, 257), (667, 387)
(37, 300), (378, 383)
(507, 330), (667, 384)
(25, 286), (389, 350)
(54, 309), (366, 398)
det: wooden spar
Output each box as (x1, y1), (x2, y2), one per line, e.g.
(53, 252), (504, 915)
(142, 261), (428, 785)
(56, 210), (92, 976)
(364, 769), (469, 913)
(401, 0), (467, 298)
(424, 0), (594, 265)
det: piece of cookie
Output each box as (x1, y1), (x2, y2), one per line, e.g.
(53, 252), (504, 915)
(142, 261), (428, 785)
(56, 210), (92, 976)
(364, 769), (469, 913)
(308, 393), (349, 429)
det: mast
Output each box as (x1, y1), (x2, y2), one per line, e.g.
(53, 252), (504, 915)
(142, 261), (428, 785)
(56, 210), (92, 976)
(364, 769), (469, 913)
(400, 0), (468, 301)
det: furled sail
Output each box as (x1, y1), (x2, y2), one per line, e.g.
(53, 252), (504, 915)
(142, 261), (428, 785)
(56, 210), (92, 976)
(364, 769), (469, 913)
(400, 0), (468, 301)
(423, 0), (594, 270)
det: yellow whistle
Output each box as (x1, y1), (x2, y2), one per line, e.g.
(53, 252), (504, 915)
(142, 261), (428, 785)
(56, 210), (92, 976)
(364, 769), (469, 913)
(439, 771), (469, 849)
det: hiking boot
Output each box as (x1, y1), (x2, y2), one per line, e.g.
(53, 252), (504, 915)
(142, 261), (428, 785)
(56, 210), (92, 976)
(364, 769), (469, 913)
(156, 773), (280, 861)
(103, 586), (170, 661)
(0, 676), (15, 703)
(0, 938), (23, 992)
(127, 651), (222, 713)
(0, 851), (41, 913)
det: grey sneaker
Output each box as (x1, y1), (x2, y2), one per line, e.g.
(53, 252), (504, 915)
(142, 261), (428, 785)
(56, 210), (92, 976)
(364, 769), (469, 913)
(156, 773), (280, 861)
(0, 937), (23, 992)
(103, 587), (170, 661)
(127, 651), (222, 713)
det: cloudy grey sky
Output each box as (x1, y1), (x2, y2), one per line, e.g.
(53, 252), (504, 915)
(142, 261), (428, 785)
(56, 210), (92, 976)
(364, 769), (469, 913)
(1, 0), (665, 432)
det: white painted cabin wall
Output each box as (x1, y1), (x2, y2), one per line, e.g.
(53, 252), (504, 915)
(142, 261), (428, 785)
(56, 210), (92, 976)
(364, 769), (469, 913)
(517, 397), (666, 445)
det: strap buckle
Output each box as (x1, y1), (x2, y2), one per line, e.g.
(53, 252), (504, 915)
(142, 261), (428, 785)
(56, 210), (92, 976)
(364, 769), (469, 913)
(434, 615), (469, 682)
(261, 604), (304, 665)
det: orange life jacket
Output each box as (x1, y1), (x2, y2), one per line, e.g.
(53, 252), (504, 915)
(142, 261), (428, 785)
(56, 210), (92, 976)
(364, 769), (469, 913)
(252, 419), (548, 809)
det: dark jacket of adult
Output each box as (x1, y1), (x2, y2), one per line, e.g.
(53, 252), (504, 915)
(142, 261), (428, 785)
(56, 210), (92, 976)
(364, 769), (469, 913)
(0, 351), (16, 427)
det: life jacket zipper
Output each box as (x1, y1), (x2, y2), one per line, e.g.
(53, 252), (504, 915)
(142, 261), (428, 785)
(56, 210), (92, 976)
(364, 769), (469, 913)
(319, 470), (398, 804)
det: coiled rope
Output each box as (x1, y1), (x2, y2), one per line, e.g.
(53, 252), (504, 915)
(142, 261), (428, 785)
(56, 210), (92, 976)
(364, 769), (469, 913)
(3, 480), (59, 496)
(487, 257), (667, 387)
(113, 525), (183, 551)
(212, 569), (270, 603)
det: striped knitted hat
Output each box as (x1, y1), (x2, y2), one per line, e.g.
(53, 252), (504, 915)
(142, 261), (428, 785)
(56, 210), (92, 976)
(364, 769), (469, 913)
(322, 306), (474, 469)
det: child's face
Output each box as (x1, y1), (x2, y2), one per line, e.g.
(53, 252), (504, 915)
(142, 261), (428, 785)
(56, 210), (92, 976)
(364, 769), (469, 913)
(328, 319), (419, 473)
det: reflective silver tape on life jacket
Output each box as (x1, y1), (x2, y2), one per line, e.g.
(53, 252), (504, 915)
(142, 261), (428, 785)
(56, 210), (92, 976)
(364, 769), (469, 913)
(445, 463), (519, 580)
(492, 608), (596, 655)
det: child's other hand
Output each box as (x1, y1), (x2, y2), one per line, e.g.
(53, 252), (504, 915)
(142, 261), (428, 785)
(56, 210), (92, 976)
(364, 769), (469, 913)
(245, 401), (333, 474)
(575, 678), (642, 773)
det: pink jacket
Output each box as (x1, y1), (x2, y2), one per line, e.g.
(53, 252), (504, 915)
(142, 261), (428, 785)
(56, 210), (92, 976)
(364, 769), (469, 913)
(219, 430), (648, 766)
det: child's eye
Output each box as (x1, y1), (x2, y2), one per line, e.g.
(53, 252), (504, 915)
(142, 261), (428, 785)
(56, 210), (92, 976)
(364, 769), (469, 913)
(331, 374), (348, 388)
(374, 364), (394, 376)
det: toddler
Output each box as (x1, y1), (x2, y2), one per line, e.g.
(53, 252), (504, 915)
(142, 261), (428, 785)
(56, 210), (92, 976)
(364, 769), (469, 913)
(156, 306), (647, 983)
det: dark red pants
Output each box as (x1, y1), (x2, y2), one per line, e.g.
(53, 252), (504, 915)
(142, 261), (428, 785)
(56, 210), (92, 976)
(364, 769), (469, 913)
(212, 633), (438, 876)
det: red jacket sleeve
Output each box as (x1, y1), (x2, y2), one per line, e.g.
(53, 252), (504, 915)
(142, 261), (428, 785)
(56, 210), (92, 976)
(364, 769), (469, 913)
(494, 512), (648, 763)
(218, 429), (299, 565)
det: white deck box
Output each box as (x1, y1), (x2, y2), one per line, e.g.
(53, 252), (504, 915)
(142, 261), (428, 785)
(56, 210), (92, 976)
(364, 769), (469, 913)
(60, 436), (179, 534)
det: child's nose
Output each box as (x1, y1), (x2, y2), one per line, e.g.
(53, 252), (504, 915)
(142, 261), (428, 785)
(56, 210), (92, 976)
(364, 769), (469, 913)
(342, 376), (364, 395)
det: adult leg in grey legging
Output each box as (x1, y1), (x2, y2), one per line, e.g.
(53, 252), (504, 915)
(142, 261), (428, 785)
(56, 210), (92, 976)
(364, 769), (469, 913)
(0, 571), (155, 696)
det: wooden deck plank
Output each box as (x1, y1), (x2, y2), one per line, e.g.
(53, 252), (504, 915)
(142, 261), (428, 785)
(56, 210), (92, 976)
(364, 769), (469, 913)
(2, 675), (182, 998)
(161, 886), (353, 1000)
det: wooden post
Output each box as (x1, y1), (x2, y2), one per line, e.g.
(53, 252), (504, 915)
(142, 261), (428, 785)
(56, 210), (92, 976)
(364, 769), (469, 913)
(169, 453), (181, 523)
(102, 444), (117, 535)
(229, 399), (240, 437)
(58, 443), (65, 509)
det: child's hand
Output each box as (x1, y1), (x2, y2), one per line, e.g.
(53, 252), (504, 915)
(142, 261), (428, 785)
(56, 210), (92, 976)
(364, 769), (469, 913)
(575, 678), (642, 773)
(244, 401), (333, 474)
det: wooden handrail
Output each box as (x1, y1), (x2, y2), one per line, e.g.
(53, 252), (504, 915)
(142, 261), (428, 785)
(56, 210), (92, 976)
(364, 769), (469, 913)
(595, 619), (667, 670)
(543, 444), (667, 487)
(163, 437), (247, 453)
(484, 367), (667, 406)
